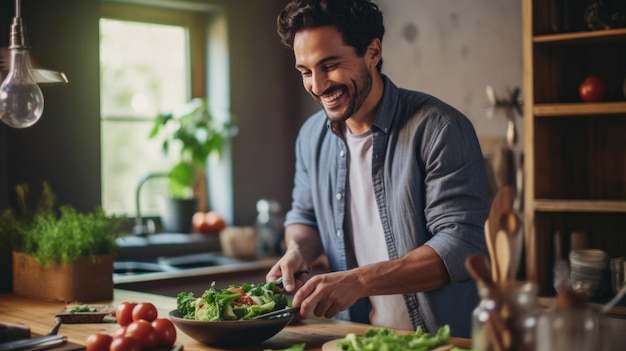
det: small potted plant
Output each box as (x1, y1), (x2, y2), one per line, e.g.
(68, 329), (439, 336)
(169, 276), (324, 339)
(149, 97), (234, 233)
(1, 182), (125, 302)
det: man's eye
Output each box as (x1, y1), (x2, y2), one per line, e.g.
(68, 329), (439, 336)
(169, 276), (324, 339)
(322, 64), (336, 71)
(300, 71), (312, 77)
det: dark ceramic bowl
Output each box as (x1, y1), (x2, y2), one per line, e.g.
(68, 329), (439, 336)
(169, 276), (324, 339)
(168, 309), (295, 347)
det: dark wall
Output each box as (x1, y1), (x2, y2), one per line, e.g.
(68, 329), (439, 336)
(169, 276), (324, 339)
(226, 0), (311, 225)
(0, 0), (101, 212)
(0, 0), (310, 226)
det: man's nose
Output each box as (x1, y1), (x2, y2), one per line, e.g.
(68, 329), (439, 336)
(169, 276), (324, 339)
(310, 71), (328, 97)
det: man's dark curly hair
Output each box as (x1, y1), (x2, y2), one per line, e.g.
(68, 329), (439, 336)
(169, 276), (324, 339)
(277, 0), (385, 71)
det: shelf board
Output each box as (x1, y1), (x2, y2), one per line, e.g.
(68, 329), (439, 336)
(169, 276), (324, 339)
(534, 199), (626, 213)
(533, 102), (626, 116)
(534, 28), (626, 45)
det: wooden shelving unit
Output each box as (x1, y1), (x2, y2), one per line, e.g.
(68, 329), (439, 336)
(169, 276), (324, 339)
(522, 0), (626, 297)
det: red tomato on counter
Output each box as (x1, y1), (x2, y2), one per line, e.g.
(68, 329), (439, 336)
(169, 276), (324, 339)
(192, 211), (226, 233)
(132, 302), (158, 322)
(115, 302), (137, 327)
(151, 318), (177, 347)
(109, 336), (141, 351)
(86, 333), (113, 351)
(125, 320), (158, 350)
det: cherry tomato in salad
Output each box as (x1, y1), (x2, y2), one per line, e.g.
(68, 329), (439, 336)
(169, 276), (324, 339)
(125, 320), (158, 349)
(115, 302), (137, 327)
(236, 295), (255, 305)
(85, 333), (112, 351)
(132, 302), (158, 322)
(151, 318), (177, 347)
(227, 287), (245, 295)
(109, 336), (140, 351)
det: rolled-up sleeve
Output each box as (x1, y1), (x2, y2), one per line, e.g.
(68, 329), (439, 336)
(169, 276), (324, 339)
(422, 110), (490, 282)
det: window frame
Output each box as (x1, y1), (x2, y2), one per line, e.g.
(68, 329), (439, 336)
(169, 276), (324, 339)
(100, 2), (207, 99)
(99, 2), (211, 218)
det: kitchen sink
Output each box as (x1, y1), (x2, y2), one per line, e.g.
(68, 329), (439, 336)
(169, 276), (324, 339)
(115, 232), (222, 261)
(156, 252), (246, 269)
(114, 261), (174, 275)
(113, 252), (251, 278)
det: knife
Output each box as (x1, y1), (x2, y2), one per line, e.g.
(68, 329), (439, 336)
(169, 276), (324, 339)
(0, 334), (66, 351)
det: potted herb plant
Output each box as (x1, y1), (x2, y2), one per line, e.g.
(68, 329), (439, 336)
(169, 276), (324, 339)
(1, 182), (125, 302)
(149, 97), (234, 233)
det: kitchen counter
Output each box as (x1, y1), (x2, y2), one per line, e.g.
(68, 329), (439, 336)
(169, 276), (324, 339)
(0, 290), (472, 351)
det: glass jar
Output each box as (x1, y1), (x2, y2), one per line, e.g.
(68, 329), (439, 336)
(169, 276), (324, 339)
(472, 281), (540, 351)
(535, 304), (608, 351)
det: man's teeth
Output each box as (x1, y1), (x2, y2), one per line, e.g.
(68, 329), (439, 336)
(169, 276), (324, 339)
(322, 90), (344, 103)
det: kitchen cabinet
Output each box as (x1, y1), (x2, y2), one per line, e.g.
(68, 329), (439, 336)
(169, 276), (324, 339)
(522, 0), (626, 296)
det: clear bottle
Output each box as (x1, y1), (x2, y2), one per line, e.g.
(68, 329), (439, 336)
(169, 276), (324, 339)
(472, 281), (540, 351)
(255, 199), (284, 256)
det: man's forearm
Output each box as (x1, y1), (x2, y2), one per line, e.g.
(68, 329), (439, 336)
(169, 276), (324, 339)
(356, 245), (450, 296)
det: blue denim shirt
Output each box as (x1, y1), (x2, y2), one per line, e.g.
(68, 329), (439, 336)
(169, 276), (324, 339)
(284, 75), (490, 338)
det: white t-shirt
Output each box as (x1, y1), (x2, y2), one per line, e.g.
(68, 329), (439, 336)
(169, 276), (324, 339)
(345, 128), (413, 330)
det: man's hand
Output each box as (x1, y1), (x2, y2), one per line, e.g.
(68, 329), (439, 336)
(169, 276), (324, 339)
(267, 224), (323, 293)
(292, 270), (363, 319)
(266, 249), (311, 294)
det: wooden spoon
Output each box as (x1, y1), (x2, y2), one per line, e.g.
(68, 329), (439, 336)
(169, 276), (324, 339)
(495, 230), (511, 283)
(488, 186), (515, 247)
(466, 253), (493, 287)
(501, 211), (521, 280)
(484, 219), (500, 282)
(486, 186), (515, 282)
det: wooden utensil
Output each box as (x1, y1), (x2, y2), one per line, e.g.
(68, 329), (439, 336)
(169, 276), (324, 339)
(487, 186), (515, 247)
(486, 186), (516, 282)
(495, 230), (511, 283)
(466, 254), (493, 287)
(465, 254), (511, 350)
(484, 219), (500, 282)
(501, 211), (521, 280)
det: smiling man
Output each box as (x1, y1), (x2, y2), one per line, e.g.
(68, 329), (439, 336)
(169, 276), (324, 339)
(266, 0), (490, 338)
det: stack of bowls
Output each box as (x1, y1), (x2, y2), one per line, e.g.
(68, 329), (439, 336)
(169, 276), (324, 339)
(569, 249), (608, 296)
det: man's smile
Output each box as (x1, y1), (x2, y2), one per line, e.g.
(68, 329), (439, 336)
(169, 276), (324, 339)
(320, 88), (345, 107)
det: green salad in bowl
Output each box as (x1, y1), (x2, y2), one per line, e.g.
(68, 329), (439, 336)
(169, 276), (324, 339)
(170, 281), (296, 347)
(176, 281), (289, 321)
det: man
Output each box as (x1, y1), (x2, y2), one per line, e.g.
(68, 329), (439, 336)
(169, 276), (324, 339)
(266, 0), (490, 338)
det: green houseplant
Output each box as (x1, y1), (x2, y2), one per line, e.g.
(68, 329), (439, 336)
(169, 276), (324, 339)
(149, 97), (233, 200)
(148, 97), (234, 232)
(1, 182), (126, 302)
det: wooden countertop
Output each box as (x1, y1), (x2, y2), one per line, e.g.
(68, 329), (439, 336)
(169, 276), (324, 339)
(0, 289), (472, 351)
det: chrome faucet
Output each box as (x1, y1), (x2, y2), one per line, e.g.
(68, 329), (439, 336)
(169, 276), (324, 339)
(133, 172), (168, 235)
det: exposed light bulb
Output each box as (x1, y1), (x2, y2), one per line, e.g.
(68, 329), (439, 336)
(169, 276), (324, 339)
(0, 47), (44, 128)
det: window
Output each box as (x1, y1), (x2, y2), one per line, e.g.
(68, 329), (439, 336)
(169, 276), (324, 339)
(99, 3), (207, 218)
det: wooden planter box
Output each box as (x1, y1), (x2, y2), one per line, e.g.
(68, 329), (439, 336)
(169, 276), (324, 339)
(12, 252), (113, 302)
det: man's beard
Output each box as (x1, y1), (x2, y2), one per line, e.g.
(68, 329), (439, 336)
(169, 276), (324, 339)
(314, 68), (373, 124)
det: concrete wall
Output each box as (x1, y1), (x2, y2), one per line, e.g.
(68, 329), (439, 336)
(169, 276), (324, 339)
(378, 0), (523, 138)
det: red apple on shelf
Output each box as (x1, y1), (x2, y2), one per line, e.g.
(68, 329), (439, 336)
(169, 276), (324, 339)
(579, 75), (608, 102)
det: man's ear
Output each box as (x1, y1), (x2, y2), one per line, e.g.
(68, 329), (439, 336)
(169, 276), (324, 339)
(366, 38), (382, 68)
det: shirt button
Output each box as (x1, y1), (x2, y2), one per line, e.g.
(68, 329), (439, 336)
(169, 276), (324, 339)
(336, 230), (343, 238)
(336, 193), (342, 200)
(339, 150), (345, 157)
